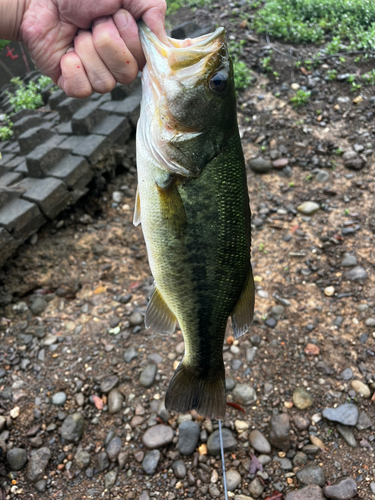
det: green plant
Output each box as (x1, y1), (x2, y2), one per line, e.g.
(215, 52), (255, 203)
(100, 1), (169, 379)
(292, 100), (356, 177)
(228, 40), (253, 90)
(0, 115), (13, 142)
(7, 80), (43, 112)
(362, 69), (375, 86)
(290, 89), (311, 108)
(0, 40), (10, 51)
(261, 55), (272, 72)
(37, 75), (55, 90)
(327, 69), (337, 81)
(335, 148), (343, 155)
(166, 0), (211, 14)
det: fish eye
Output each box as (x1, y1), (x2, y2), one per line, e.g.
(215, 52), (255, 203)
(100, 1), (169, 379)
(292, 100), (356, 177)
(209, 71), (228, 94)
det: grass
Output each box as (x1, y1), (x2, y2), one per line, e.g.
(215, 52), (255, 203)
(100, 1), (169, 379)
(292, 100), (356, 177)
(253, 0), (375, 51)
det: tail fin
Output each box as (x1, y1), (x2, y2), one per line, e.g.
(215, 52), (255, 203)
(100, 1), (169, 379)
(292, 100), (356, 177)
(165, 361), (226, 420)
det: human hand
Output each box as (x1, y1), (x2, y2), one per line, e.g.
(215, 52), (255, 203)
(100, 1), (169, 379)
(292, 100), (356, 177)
(19, 0), (167, 98)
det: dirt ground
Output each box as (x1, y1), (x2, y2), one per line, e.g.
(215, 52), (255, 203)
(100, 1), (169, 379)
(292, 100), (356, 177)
(0, 3), (374, 500)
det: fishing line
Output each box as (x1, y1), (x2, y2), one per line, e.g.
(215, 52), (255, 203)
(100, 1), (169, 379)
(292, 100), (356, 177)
(218, 420), (228, 500)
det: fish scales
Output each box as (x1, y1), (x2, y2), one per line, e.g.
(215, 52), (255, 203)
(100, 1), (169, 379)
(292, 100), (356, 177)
(135, 23), (255, 419)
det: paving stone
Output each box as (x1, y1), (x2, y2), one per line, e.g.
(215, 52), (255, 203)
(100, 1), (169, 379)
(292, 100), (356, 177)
(0, 198), (45, 239)
(0, 227), (19, 267)
(4, 155), (26, 169)
(57, 97), (86, 122)
(0, 153), (15, 170)
(12, 114), (45, 138)
(111, 77), (141, 100)
(15, 161), (28, 174)
(26, 137), (67, 177)
(0, 172), (23, 187)
(49, 89), (67, 110)
(100, 91), (142, 127)
(72, 134), (110, 165)
(72, 101), (108, 135)
(0, 186), (22, 206)
(58, 135), (85, 151)
(18, 125), (54, 155)
(21, 177), (71, 219)
(49, 155), (92, 190)
(56, 121), (73, 134)
(92, 115), (132, 144)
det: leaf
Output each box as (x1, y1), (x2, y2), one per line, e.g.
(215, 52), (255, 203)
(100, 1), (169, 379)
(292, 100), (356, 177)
(92, 396), (103, 410)
(264, 492), (283, 500)
(249, 453), (263, 475)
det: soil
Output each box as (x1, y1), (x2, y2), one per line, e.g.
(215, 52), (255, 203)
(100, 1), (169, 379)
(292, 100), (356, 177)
(0, 3), (374, 500)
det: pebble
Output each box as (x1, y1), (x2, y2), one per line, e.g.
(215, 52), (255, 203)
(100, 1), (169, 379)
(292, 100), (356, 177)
(249, 429), (271, 454)
(293, 451), (308, 467)
(104, 469), (118, 489)
(296, 465), (325, 486)
(293, 387), (313, 409)
(265, 317), (277, 328)
(370, 483), (375, 494)
(100, 375), (119, 393)
(7, 448), (28, 470)
(234, 420), (249, 433)
(233, 384), (256, 405)
(324, 286), (335, 297)
(139, 492), (150, 500)
(356, 411), (372, 430)
(337, 424), (357, 447)
(273, 158), (289, 169)
(75, 450), (90, 469)
(285, 485), (324, 499)
(207, 428), (237, 455)
(234, 496), (255, 500)
(297, 201), (320, 215)
(322, 403), (358, 426)
(34, 479), (47, 492)
(274, 456), (293, 470)
(178, 421), (200, 455)
(30, 297), (48, 315)
(139, 363), (157, 387)
(226, 469), (241, 491)
(97, 452), (109, 471)
(172, 459), (186, 479)
(365, 317), (375, 326)
(26, 447), (51, 482)
(249, 157), (272, 173)
(315, 170), (330, 183)
(341, 255), (357, 267)
(323, 477), (357, 499)
(124, 346), (138, 363)
(108, 388), (124, 414)
(249, 477), (264, 498)
(142, 425), (174, 449)
(107, 437), (122, 461)
(351, 380), (371, 398)
(52, 392), (67, 406)
(129, 312), (143, 326)
(269, 413), (290, 451)
(112, 191), (122, 203)
(142, 450), (160, 474)
(341, 368), (353, 381)
(60, 412), (85, 441)
(345, 266), (368, 281)
(293, 414), (310, 430)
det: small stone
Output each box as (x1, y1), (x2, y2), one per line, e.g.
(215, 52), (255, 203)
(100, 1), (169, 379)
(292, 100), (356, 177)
(337, 424), (357, 447)
(296, 465), (325, 486)
(273, 158), (289, 169)
(351, 380), (371, 398)
(26, 447), (51, 482)
(112, 191), (122, 203)
(207, 428), (237, 455)
(356, 411), (372, 430)
(75, 450), (90, 469)
(142, 450), (160, 474)
(345, 266), (368, 282)
(248, 429), (271, 454)
(293, 387), (313, 409)
(257, 454), (272, 465)
(293, 414), (310, 430)
(107, 437), (122, 461)
(324, 286), (335, 297)
(297, 201), (320, 215)
(129, 312), (143, 326)
(139, 492), (150, 500)
(249, 157), (272, 173)
(274, 456), (293, 470)
(365, 317), (375, 327)
(233, 384), (256, 405)
(293, 452), (308, 467)
(322, 404), (358, 426)
(172, 459), (186, 479)
(75, 393), (84, 406)
(139, 363), (157, 388)
(315, 170), (329, 183)
(34, 479), (47, 492)
(97, 452), (109, 471)
(341, 368), (353, 381)
(226, 469), (241, 491)
(265, 317), (277, 328)
(30, 297), (48, 315)
(234, 420), (249, 433)
(304, 343), (320, 356)
(60, 412), (85, 442)
(177, 421), (200, 455)
(7, 448), (28, 470)
(100, 375), (119, 393)
(285, 485), (324, 500)
(249, 477), (264, 498)
(269, 413), (290, 451)
(108, 389), (124, 414)
(104, 469), (118, 489)
(323, 476), (357, 499)
(341, 255), (357, 267)
(124, 346), (137, 363)
(52, 392), (67, 406)
(142, 425), (174, 449)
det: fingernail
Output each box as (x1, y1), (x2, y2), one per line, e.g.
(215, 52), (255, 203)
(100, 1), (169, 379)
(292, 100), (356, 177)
(66, 47), (75, 54)
(93, 16), (109, 26)
(114, 10), (130, 30)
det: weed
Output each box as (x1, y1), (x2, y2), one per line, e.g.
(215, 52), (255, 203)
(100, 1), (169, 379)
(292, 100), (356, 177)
(289, 182), (294, 187)
(305, 174), (313, 181)
(228, 40), (253, 90)
(290, 89), (311, 108)
(7, 79), (43, 112)
(37, 75), (55, 90)
(362, 69), (375, 86)
(344, 208), (350, 215)
(335, 148), (343, 155)
(0, 115), (13, 142)
(261, 55), (272, 72)
(259, 242), (266, 252)
(166, 0), (211, 15)
(327, 69), (337, 81)
(0, 40), (10, 51)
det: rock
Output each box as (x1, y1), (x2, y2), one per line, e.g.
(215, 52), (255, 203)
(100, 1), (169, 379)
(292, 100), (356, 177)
(248, 429), (271, 454)
(370, 483), (375, 494)
(207, 428), (237, 455)
(323, 477), (357, 499)
(322, 404), (358, 426)
(365, 317), (375, 327)
(341, 255), (357, 267)
(342, 151), (364, 170)
(100, 375), (119, 393)
(226, 469), (241, 491)
(26, 447), (51, 482)
(75, 450), (90, 469)
(139, 492), (150, 500)
(172, 459), (186, 479)
(265, 317), (277, 328)
(315, 170), (329, 183)
(7, 448), (27, 470)
(293, 414), (310, 430)
(351, 380), (371, 398)
(142, 450), (160, 474)
(249, 477), (264, 498)
(34, 479), (47, 492)
(177, 421), (200, 455)
(285, 485), (324, 500)
(52, 392), (67, 405)
(341, 368), (353, 381)
(233, 384), (256, 405)
(129, 312), (143, 326)
(139, 363), (157, 388)
(97, 452), (109, 471)
(324, 286), (335, 297)
(104, 469), (118, 489)
(108, 388), (124, 414)
(257, 454), (272, 465)
(345, 266), (368, 282)
(296, 465), (325, 486)
(249, 157), (272, 173)
(273, 158), (289, 169)
(293, 452), (308, 467)
(297, 201), (320, 215)
(269, 413), (290, 451)
(60, 412), (85, 441)
(337, 425), (357, 447)
(293, 387), (313, 409)
(107, 437), (122, 461)
(234, 496), (255, 500)
(124, 346), (137, 363)
(356, 411), (372, 430)
(30, 297), (48, 315)
(142, 425), (174, 449)
(274, 456), (293, 470)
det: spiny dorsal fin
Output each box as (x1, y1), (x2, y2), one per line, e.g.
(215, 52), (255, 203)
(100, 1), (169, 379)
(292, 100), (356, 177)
(145, 286), (177, 334)
(231, 266), (255, 339)
(133, 186), (141, 226)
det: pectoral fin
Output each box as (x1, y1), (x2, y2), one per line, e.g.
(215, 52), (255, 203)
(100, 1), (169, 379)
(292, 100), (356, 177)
(145, 286), (177, 334)
(133, 186), (141, 226)
(231, 266), (255, 339)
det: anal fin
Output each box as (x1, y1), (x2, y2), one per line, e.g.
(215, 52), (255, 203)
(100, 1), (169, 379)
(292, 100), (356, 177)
(133, 186), (141, 226)
(231, 266), (255, 339)
(145, 286), (177, 334)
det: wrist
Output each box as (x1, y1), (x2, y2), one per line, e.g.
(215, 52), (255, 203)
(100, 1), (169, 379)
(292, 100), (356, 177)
(0, 0), (28, 40)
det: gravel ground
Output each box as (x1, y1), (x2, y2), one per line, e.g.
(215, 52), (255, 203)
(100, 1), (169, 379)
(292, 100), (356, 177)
(0, 3), (374, 499)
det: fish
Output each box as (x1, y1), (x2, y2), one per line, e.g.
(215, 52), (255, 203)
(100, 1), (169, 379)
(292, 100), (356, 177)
(135, 22), (255, 420)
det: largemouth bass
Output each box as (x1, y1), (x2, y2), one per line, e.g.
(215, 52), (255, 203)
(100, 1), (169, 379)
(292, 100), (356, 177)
(135, 23), (255, 420)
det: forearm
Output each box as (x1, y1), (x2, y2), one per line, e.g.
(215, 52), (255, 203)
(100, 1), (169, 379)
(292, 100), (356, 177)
(0, 0), (27, 40)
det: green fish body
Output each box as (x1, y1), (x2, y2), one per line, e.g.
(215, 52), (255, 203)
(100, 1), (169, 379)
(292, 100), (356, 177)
(135, 24), (254, 419)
